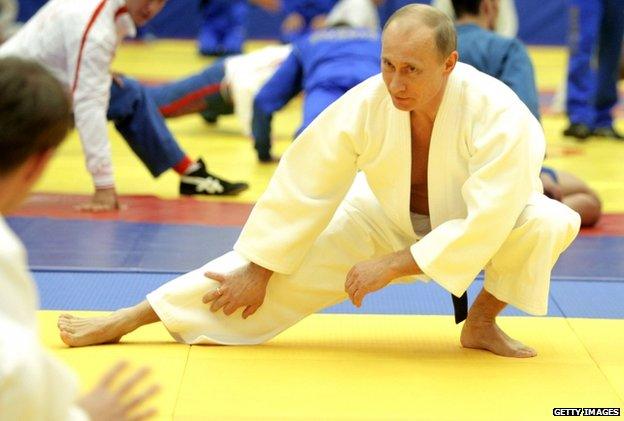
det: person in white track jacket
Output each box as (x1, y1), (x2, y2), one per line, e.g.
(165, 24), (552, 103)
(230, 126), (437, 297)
(0, 0), (248, 212)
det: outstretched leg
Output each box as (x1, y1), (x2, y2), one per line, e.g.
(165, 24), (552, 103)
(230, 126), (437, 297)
(460, 289), (536, 358)
(59, 180), (412, 348)
(58, 301), (159, 347)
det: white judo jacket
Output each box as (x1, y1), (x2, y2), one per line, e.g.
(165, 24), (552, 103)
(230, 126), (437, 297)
(224, 44), (292, 137)
(0, 0), (136, 188)
(234, 63), (548, 297)
(0, 218), (88, 420)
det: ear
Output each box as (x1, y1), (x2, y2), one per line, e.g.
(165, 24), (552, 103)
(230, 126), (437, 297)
(21, 149), (55, 185)
(443, 51), (458, 75)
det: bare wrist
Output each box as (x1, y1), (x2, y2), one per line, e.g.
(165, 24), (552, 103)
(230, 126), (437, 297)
(250, 261), (273, 282)
(386, 249), (420, 279)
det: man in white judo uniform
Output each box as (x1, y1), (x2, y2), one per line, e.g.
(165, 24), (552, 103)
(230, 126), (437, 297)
(58, 5), (580, 358)
(0, 57), (158, 420)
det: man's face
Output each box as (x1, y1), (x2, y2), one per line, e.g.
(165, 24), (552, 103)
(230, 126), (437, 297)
(126, 0), (167, 27)
(381, 21), (452, 113)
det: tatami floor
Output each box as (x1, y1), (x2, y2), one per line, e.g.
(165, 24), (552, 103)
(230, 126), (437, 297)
(7, 41), (624, 420)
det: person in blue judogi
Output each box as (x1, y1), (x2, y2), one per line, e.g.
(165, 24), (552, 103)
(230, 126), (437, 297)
(252, 0), (381, 161)
(452, 0), (539, 120)
(280, 0), (338, 43)
(197, 0), (283, 56)
(452, 0), (602, 227)
(198, 0), (249, 56)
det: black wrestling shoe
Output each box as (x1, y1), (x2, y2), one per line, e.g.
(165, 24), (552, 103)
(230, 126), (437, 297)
(258, 153), (280, 164)
(179, 159), (248, 196)
(563, 123), (592, 140)
(200, 109), (219, 124)
(593, 126), (624, 140)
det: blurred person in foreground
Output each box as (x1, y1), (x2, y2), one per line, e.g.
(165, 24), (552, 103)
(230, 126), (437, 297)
(0, 56), (159, 421)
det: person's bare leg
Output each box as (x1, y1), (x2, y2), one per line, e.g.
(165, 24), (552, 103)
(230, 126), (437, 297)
(58, 300), (160, 347)
(562, 193), (601, 227)
(557, 170), (602, 227)
(460, 288), (537, 358)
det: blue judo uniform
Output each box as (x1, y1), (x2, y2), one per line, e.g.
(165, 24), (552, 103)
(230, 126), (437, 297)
(566, 0), (624, 131)
(280, 0), (337, 43)
(456, 23), (540, 120)
(456, 23), (559, 197)
(198, 0), (248, 56)
(251, 26), (381, 161)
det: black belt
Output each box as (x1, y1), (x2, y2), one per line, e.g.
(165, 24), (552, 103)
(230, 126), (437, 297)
(452, 291), (468, 324)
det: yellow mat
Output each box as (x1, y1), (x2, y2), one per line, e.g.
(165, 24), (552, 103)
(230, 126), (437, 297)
(38, 311), (624, 420)
(31, 41), (624, 212)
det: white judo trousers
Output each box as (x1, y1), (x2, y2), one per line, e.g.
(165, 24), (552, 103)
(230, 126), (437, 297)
(147, 175), (579, 346)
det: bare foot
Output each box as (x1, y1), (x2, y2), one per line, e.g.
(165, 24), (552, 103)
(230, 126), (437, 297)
(460, 319), (537, 358)
(58, 312), (129, 347)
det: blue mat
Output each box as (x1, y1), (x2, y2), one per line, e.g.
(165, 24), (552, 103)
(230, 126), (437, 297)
(9, 217), (624, 280)
(32, 271), (624, 319)
(8, 217), (240, 273)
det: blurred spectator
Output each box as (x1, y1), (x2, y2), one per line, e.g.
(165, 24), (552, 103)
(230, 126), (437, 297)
(563, 0), (624, 140)
(280, 0), (338, 42)
(198, 0), (248, 56)
(196, 0), (316, 55)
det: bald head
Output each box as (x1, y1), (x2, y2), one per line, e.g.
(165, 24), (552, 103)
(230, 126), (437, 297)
(383, 4), (457, 59)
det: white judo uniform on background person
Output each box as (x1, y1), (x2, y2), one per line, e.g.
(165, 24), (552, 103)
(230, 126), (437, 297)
(0, 219), (89, 421)
(224, 45), (293, 136)
(146, 62), (580, 345)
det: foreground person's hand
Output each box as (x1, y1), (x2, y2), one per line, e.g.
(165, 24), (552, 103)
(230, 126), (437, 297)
(203, 262), (274, 318)
(78, 361), (159, 421)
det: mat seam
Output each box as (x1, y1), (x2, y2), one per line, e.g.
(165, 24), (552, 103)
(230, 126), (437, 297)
(171, 344), (192, 419)
(563, 317), (624, 405)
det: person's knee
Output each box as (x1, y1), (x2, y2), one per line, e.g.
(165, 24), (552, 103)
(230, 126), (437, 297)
(108, 77), (145, 119)
(578, 192), (602, 227)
